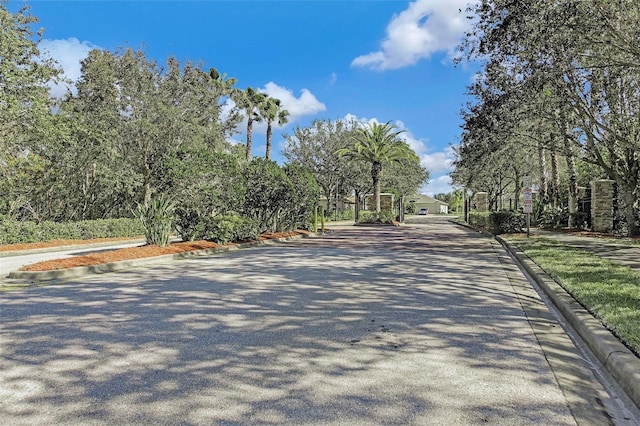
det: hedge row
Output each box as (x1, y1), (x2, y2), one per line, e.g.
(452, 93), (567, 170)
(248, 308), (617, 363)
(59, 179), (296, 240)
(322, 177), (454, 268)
(0, 218), (145, 245)
(468, 211), (525, 234)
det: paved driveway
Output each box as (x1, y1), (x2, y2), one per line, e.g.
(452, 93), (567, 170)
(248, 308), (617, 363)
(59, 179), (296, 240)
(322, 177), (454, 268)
(0, 220), (618, 424)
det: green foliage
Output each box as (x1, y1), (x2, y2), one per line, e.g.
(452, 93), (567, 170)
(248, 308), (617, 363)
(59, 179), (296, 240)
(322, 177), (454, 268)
(459, 0), (640, 235)
(0, 218), (144, 245)
(200, 213), (259, 244)
(243, 158), (294, 232)
(469, 211), (525, 234)
(357, 210), (395, 224)
(332, 209), (355, 221)
(338, 121), (419, 214)
(160, 148), (245, 217)
(135, 196), (175, 247)
(173, 212), (259, 243)
(282, 164), (320, 230)
(283, 118), (360, 214)
(0, 3), (60, 158)
(537, 206), (568, 229)
(174, 210), (206, 242)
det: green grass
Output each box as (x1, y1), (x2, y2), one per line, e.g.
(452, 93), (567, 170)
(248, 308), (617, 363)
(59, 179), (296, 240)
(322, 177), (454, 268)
(506, 236), (640, 355)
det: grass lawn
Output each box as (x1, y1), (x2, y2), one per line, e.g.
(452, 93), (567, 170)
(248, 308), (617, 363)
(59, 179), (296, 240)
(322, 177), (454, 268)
(505, 235), (640, 356)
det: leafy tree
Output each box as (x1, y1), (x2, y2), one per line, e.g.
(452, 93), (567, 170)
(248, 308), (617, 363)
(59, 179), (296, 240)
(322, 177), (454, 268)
(0, 3), (60, 217)
(160, 147), (245, 217)
(463, 0), (640, 234)
(53, 49), (136, 220)
(158, 147), (245, 240)
(243, 158), (294, 232)
(337, 121), (419, 214)
(382, 158), (430, 219)
(282, 163), (320, 230)
(283, 118), (358, 208)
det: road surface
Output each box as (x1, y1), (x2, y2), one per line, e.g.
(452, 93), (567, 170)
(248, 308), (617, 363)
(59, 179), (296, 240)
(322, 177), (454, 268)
(0, 218), (634, 424)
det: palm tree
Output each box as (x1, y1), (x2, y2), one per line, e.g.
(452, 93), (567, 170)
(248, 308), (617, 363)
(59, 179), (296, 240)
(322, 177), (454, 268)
(232, 87), (266, 160)
(260, 97), (290, 160)
(337, 121), (419, 214)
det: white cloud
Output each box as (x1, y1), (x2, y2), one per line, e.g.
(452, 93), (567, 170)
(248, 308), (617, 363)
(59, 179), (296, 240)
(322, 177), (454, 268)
(421, 174), (453, 196)
(421, 146), (455, 174)
(352, 0), (476, 70)
(39, 38), (100, 98)
(260, 81), (327, 122)
(260, 82), (326, 123)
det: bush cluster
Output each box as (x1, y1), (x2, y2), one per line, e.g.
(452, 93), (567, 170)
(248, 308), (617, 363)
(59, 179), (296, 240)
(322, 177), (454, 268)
(175, 213), (259, 244)
(469, 211), (525, 234)
(357, 210), (396, 224)
(0, 217), (144, 245)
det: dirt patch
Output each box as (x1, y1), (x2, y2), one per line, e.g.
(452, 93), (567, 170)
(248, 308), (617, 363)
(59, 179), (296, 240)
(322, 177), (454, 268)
(17, 231), (302, 272)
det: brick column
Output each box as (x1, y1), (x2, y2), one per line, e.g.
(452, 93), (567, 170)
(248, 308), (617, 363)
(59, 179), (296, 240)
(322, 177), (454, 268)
(591, 179), (614, 233)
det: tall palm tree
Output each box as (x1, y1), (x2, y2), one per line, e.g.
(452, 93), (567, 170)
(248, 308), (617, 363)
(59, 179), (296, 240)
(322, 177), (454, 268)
(232, 87), (266, 160)
(260, 97), (290, 160)
(337, 121), (419, 214)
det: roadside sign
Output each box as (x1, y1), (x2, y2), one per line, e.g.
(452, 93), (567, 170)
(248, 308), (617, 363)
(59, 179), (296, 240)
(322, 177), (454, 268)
(523, 176), (532, 189)
(523, 202), (532, 214)
(523, 189), (532, 201)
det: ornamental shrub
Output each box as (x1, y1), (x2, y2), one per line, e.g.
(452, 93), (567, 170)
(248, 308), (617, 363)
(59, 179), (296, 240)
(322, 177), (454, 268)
(468, 211), (525, 234)
(357, 210), (395, 224)
(201, 214), (259, 244)
(135, 196), (176, 247)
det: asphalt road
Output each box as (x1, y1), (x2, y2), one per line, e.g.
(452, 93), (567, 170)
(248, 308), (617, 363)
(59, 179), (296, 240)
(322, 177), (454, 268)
(0, 218), (631, 424)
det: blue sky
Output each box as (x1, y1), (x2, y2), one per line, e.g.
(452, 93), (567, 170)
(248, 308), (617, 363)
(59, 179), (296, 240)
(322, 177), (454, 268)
(16, 0), (479, 195)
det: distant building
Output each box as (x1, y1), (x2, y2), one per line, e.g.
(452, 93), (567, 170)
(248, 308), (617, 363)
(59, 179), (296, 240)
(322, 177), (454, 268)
(407, 193), (449, 214)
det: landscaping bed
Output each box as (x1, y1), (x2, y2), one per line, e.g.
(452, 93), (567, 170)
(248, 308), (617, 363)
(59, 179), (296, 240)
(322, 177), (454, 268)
(14, 231), (304, 272)
(0, 236), (144, 253)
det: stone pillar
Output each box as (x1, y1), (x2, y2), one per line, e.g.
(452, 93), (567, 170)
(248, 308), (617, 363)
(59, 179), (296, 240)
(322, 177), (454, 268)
(591, 179), (614, 233)
(475, 192), (488, 212)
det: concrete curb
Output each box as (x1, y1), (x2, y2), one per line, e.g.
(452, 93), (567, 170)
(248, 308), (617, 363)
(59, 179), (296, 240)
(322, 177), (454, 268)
(7, 234), (308, 283)
(496, 235), (640, 410)
(0, 238), (147, 258)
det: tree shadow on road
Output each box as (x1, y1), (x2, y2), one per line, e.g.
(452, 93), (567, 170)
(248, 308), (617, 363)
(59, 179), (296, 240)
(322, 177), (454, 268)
(1, 225), (577, 424)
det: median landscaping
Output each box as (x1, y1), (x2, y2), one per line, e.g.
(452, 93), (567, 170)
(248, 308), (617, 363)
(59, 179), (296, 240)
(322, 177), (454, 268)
(12, 231), (304, 273)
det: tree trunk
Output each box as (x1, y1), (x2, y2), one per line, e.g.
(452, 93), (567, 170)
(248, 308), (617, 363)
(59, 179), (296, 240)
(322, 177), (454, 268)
(143, 163), (151, 206)
(371, 162), (382, 213)
(246, 117), (253, 161)
(563, 132), (579, 228)
(538, 140), (548, 204)
(549, 137), (560, 209)
(619, 182), (639, 236)
(265, 121), (272, 160)
(513, 168), (522, 212)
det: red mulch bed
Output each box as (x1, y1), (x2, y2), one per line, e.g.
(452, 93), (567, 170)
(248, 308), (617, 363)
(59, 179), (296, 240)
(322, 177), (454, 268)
(16, 231), (303, 272)
(0, 236), (145, 253)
